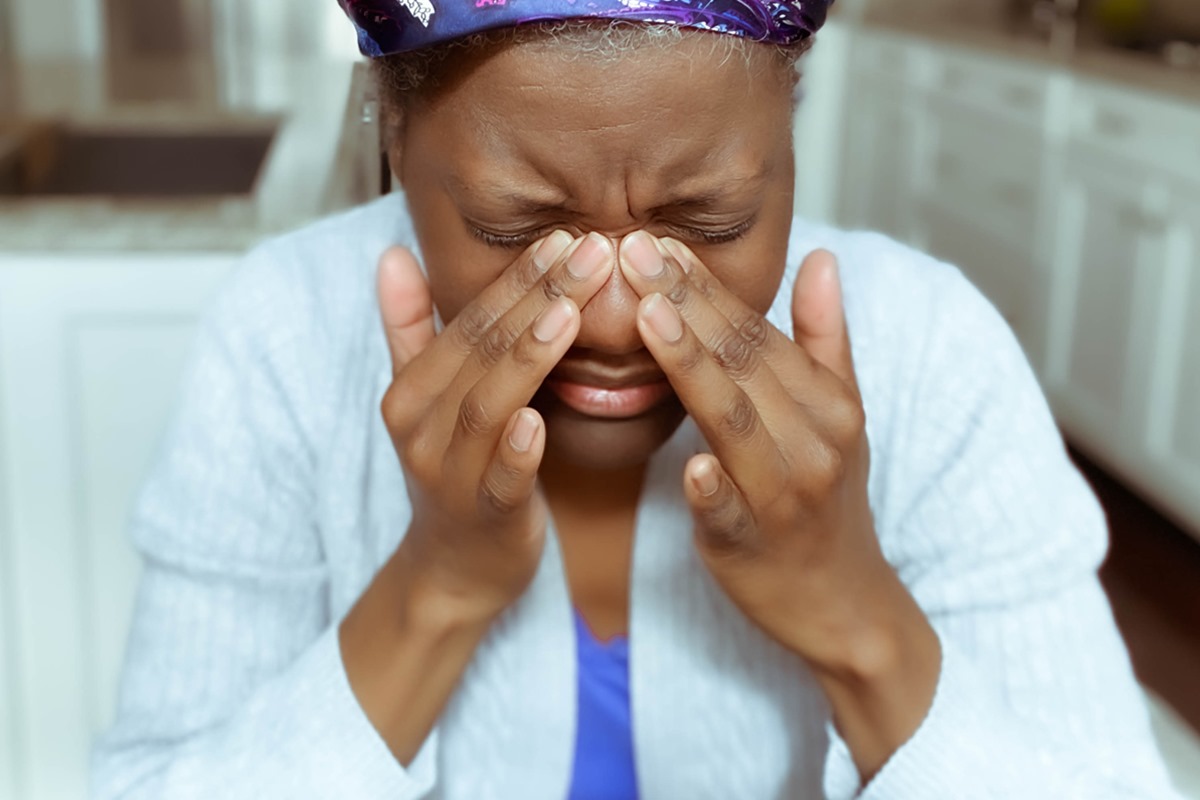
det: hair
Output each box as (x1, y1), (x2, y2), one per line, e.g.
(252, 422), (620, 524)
(371, 20), (814, 113)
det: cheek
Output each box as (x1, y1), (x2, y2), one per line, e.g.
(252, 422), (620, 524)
(425, 250), (510, 325)
(401, 184), (511, 323)
(698, 240), (789, 315)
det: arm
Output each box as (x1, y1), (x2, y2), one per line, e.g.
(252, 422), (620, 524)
(90, 247), (438, 800)
(821, 253), (1182, 799)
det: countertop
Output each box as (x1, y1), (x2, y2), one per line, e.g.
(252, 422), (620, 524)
(858, 12), (1200, 107)
(0, 56), (377, 252)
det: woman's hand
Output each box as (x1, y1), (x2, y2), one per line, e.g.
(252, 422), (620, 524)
(379, 231), (615, 626)
(616, 232), (941, 780)
(341, 231), (613, 764)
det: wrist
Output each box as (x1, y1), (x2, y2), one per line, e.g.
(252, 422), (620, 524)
(803, 571), (942, 782)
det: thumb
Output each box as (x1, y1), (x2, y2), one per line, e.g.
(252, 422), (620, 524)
(684, 454), (756, 558)
(792, 249), (859, 397)
(377, 246), (435, 372)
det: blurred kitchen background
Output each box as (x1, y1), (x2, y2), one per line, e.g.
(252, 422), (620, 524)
(0, 0), (1198, 797)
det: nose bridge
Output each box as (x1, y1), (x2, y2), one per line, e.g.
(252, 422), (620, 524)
(574, 237), (644, 354)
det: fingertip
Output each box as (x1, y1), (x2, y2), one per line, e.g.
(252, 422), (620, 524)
(687, 454), (722, 499)
(659, 238), (695, 273)
(507, 408), (542, 454)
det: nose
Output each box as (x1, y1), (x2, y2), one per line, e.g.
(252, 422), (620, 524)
(572, 235), (645, 355)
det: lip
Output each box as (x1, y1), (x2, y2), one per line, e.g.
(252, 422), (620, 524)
(544, 360), (672, 419)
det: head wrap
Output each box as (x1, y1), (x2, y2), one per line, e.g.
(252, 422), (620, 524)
(338, 0), (834, 57)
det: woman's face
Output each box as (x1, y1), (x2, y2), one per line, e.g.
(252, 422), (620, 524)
(393, 35), (797, 472)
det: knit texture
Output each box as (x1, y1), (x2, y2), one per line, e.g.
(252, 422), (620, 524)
(91, 194), (1183, 799)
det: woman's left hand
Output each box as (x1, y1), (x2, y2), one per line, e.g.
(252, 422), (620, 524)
(617, 232), (941, 780)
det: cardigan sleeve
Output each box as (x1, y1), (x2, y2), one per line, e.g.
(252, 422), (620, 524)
(822, 255), (1184, 800)
(90, 244), (437, 800)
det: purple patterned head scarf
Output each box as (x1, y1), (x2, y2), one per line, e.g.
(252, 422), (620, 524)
(338, 0), (834, 57)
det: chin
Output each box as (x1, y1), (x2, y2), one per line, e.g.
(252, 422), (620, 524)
(534, 392), (687, 472)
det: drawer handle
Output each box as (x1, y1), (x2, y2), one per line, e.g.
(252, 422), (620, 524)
(1094, 109), (1135, 137)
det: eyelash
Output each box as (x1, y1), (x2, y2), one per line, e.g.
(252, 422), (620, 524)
(467, 217), (758, 250)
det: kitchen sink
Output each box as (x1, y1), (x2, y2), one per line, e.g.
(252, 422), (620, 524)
(0, 118), (279, 197)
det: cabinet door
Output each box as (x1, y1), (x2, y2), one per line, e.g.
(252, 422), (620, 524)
(915, 101), (1048, 373)
(0, 254), (235, 800)
(1046, 155), (1170, 469)
(837, 76), (919, 242)
(1146, 191), (1200, 539)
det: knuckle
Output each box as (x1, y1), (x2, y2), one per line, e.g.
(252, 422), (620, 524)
(539, 275), (567, 302)
(454, 304), (497, 350)
(478, 466), (523, 516)
(689, 273), (717, 302)
(380, 383), (414, 432)
(664, 275), (691, 307)
(828, 397), (867, 442)
(456, 394), (496, 439)
(711, 330), (756, 380)
(479, 322), (518, 367)
(401, 420), (438, 476)
(719, 392), (759, 441)
(514, 253), (544, 290)
(736, 312), (771, 349)
(801, 437), (845, 498)
(702, 502), (756, 558)
(675, 336), (707, 374)
(508, 333), (542, 372)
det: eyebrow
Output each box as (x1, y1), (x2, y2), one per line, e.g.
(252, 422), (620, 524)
(446, 164), (772, 215)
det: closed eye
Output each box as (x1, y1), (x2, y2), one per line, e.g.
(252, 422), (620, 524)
(467, 224), (550, 250)
(666, 216), (757, 245)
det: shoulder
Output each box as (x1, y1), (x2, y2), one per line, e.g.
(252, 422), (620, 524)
(773, 217), (1030, 421)
(201, 194), (416, 358)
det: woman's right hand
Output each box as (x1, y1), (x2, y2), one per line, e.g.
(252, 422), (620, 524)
(378, 230), (614, 626)
(340, 231), (614, 764)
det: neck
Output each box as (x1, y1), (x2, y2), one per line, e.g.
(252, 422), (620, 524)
(538, 450), (647, 520)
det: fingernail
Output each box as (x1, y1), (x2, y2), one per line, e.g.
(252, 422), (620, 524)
(532, 230), (574, 272)
(509, 409), (538, 452)
(566, 233), (612, 281)
(660, 238), (693, 274)
(533, 299), (574, 343)
(642, 294), (682, 343)
(620, 231), (665, 279)
(693, 458), (720, 497)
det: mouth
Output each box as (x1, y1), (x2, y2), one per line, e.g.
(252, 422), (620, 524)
(544, 360), (673, 420)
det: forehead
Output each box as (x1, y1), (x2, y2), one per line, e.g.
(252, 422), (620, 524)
(401, 35), (795, 208)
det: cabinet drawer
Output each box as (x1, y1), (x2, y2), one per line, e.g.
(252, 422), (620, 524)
(921, 105), (1044, 245)
(928, 49), (1052, 128)
(1071, 82), (1200, 180)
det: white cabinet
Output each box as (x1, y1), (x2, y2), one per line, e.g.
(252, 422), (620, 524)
(833, 26), (1200, 541)
(1144, 189), (1200, 531)
(1044, 152), (1172, 466)
(0, 253), (235, 800)
(837, 35), (922, 241)
(915, 100), (1050, 372)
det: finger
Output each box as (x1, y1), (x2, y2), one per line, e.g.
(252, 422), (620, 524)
(659, 237), (847, 402)
(636, 291), (787, 493)
(446, 298), (581, 478)
(792, 249), (860, 399)
(401, 229), (576, 394)
(619, 231), (794, 423)
(429, 232), (614, 443)
(477, 408), (546, 518)
(684, 454), (758, 558)
(377, 246), (435, 371)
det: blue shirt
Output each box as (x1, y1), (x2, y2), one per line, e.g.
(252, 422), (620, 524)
(567, 610), (639, 800)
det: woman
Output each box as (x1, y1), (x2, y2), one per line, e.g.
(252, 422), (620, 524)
(92, 2), (1182, 798)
